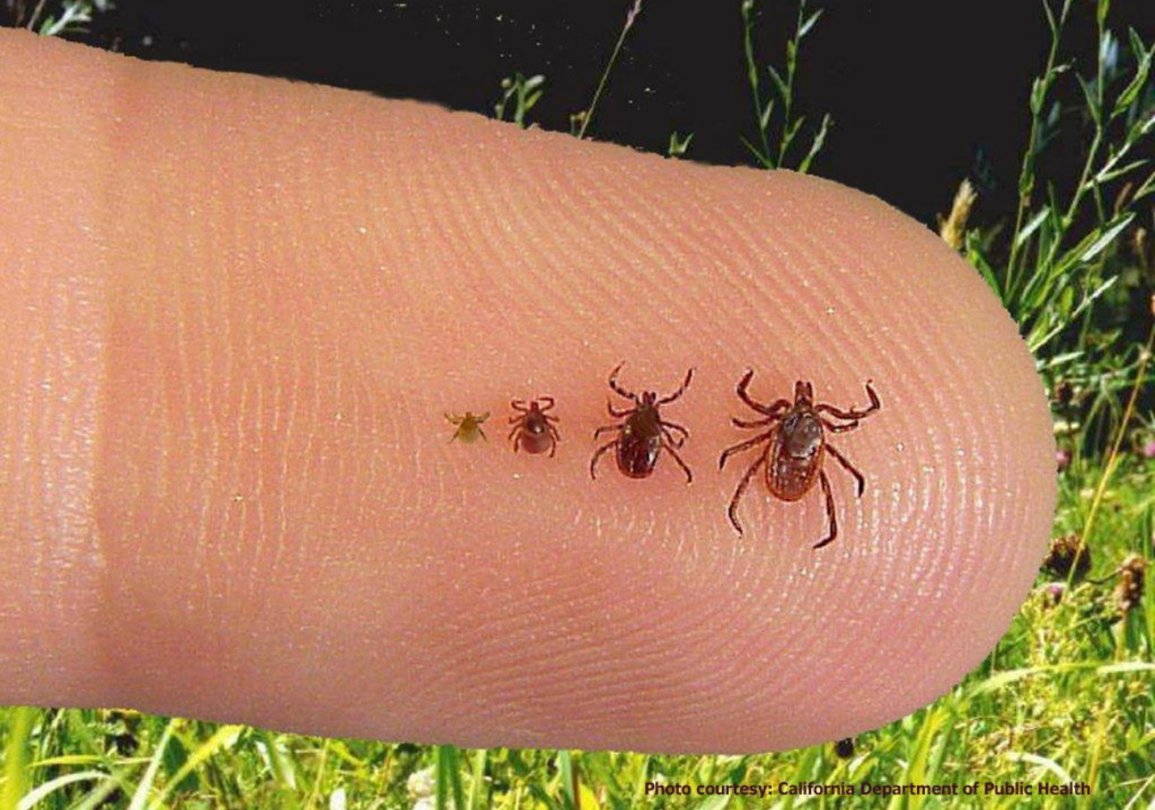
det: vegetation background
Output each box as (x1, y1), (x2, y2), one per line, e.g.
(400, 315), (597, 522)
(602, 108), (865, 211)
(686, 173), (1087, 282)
(1, 0), (1152, 807)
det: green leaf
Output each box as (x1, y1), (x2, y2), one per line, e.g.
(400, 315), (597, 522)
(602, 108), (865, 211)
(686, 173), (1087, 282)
(1111, 30), (1153, 118)
(1094, 157), (1148, 185)
(1028, 275), (1119, 353)
(798, 8), (824, 38)
(1029, 76), (1047, 116)
(797, 113), (832, 174)
(127, 719), (178, 810)
(760, 98), (775, 131)
(1076, 73), (1101, 126)
(965, 238), (1005, 301)
(1131, 167), (1155, 201)
(766, 63), (788, 103)
(1042, 0), (1059, 38)
(436, 745), (467, 810)
(740, 135), (774, 168)
(1075, 213), (1135, 264)
(1014, 206), (1052, 249)
(781, 114), (805, 153)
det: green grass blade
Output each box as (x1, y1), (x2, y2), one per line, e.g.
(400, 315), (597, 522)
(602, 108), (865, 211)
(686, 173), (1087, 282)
(435, 745), (466, 810)
(2, 707), (37, 810)
(15, 771), (116, 810)
(126, 717), (178, 810)
(147, 725), (244, 810)
(466, 748), (488, 810)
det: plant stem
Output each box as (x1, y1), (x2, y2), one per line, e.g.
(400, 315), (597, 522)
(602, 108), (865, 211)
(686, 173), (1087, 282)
(578, 0), (642, 141)
(1080, 320), (1155, 544)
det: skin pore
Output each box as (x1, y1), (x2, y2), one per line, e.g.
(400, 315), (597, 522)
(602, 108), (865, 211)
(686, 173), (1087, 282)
(0, 29), (1055, 753)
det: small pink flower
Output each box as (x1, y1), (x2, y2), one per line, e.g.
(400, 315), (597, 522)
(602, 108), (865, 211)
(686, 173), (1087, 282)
(1056, 448), (1072, 472)
(1141, 439), (1155, 459)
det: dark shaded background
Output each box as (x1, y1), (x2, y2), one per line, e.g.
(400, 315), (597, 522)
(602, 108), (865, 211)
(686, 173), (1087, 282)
(33, 0), (1155, 224)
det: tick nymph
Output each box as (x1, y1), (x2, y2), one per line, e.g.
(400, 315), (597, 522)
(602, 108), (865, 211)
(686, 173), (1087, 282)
(445, 411), (490, 443)
(718, 371), (880, 547)
(590, 363), (694, 482)
(508, 397), (561, 456)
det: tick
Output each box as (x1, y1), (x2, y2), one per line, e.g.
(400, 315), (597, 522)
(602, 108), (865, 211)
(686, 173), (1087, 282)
(590, 363), (694, 482)
(719, 371), (880, 548)
(445, 411), (490, 443)
(508, 397), (561, 456)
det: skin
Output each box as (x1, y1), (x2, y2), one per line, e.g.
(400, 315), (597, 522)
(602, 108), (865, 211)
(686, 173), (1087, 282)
(0, 30), (1056, 753)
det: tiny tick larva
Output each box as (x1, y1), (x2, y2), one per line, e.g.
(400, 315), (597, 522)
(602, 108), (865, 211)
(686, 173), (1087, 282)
(590, 363), (694, 482)
(445, 411), (490, 443)
(719, 371), (880, 547)
(508, 397), (561, 456)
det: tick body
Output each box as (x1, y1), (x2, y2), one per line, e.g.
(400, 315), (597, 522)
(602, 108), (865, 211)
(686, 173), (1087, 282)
(445, 411), (490, 443)
(719, 372), (880, 548)
(508, 397), (561, 456)
(590, 363), (694, 482)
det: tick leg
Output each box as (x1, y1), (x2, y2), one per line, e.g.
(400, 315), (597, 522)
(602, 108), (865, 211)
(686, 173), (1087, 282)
(608, 363), (636, 401)
(607, 398), (633, 418)
(477, 425), (488, 441)
(815, 380), (881, 420)
(658, 367), (694, 404)
(664, 442), (694, 484)
(825, 442), (865, 496)
(537, 396), (555, 411)
(732, 415), (781, 429)
(593, 423), (620, 439)
(510, 400), (527, 412)
(445, 413), (462, 425)
(512, 432), (522, 453)
(737, 369), (792, 416)
(719, 429), (776, 470)
(662, 420), (690, 441)
(813, 470), (838, 549)
(660, 426), (686, 450)
(589, 439), (618, 479)
(548, 424), (561, 457)
(726, 450), (767, 535)
(508, 422), (521, 439)
(821, 417), (859, 433)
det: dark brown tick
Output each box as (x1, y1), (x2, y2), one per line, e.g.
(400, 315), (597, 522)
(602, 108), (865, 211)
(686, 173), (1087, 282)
(590, 363), (694, 482)
(719, 371), (880, 548)
(508, 397), (561, 456)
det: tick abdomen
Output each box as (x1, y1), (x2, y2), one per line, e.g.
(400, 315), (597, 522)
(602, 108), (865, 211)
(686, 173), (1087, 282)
(769, 442), (823, 500)
(617, 426), (662, 477)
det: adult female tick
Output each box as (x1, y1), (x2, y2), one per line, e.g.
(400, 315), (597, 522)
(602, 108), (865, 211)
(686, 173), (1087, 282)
(508, 397), (561, 456)
(719, 371), (880, 547)
(590, 363), (694, 482)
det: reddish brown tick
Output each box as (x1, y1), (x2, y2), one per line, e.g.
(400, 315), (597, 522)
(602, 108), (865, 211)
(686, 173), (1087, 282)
(590, 363), (694, 482)
(508, 397), (561, 456)
(719, 371), (880, 547)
